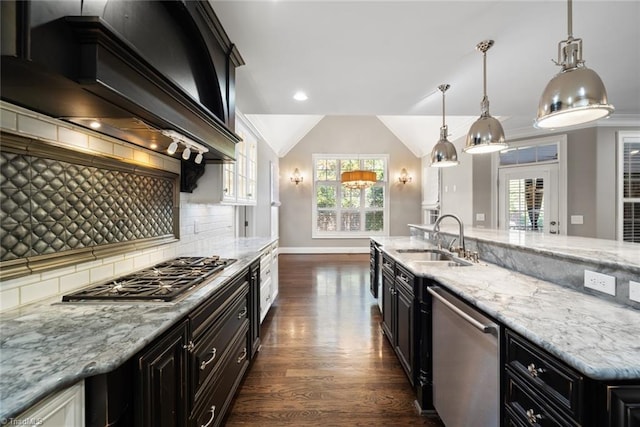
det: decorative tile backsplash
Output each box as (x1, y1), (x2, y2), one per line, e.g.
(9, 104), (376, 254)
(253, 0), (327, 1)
(1, 152), (175, 261)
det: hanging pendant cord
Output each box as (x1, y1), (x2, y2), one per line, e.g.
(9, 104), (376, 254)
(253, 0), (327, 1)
(442, 90), (445, 128)
(482, 50), (487, 98)
(567, 0), (573, 38)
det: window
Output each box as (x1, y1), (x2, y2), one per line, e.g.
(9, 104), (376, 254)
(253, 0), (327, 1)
(312, 154), (389, 238)
(618, 131), (640, 243)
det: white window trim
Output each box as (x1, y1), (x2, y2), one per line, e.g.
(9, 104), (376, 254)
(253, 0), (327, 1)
(617, 131), (640, 242)
(491, 134), (567, 234)
(312, 154), (390, 239)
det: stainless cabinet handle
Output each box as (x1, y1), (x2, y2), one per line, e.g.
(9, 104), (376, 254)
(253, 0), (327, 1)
(237, 347), (248, 364)
(200, 348), (217, 370)
(397, 274), (410, 284)
(526, 409), (542, 424)
(428, 287), (496, 333)
(183, 341), (195, 352)
(238, 307), (248, 319)
(527, 363), (545, 378)
(201, 405), (216, 427)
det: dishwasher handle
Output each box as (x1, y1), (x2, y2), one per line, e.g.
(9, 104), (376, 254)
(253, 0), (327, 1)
(428, 287), (496, 334)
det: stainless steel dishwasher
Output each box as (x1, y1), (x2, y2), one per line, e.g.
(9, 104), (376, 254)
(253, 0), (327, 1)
(428, 286), (500, 427)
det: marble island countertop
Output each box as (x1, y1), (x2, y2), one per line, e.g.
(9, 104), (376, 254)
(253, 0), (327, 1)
(0, 237), (276, 421)
(374, 236), (640, 381)
(409, 224), (640, 272)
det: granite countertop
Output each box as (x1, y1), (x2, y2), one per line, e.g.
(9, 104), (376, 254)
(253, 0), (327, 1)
(408, 224), (640, 273)
(374, 236), (640, 381)
(0, 237), (276, 421)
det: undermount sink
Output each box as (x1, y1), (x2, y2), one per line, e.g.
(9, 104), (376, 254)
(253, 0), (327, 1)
(395, 249), (472, 267)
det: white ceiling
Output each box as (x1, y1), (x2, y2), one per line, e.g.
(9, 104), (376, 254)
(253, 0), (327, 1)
(211, 0), (640, 157)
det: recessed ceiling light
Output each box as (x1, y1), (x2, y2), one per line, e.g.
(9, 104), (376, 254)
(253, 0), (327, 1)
(150, 143), (158, 150)
(293, 91), (308, 101)
(89, 121), (101, 129)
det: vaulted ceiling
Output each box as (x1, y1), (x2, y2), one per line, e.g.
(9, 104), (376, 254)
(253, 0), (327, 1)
(211, 0), (640, 157)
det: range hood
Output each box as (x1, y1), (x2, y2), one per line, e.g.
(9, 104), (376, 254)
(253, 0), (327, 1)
(1, 1), (244, 190)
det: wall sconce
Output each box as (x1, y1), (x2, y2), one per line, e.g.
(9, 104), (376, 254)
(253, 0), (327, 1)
(398, 168), (412, 184)
(161, 129), (209, 164)
(290, 168), (303, 185)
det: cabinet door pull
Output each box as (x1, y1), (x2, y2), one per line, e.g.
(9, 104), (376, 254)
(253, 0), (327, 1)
(183, 340), (195, 352)
(237, 347), (248, 364)
(201, 405), (216, 427)
(397, 274), (409, 284)
(527, 363), (545, 378)
(238, 307), (248, 319)
(525, 409), (542, 424)
(200, 348), (217, 370)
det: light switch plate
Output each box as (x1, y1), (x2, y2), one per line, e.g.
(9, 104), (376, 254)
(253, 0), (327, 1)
(476, 213), (485, 222)
(570, 215), (584, 225)
(630, 281), (640, 303)
(584, 270), (616, 296)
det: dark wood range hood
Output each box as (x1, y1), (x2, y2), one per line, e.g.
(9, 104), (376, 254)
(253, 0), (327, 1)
(1, 0), (244, 191)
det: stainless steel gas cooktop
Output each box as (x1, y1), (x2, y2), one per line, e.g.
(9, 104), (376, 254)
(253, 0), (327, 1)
(62, 256), (236, 302)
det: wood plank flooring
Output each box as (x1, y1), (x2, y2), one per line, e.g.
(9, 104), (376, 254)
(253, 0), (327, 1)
(225, 254), (444, 426)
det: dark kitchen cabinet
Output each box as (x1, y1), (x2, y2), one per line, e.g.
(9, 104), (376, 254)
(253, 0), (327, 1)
(504, 328), (640, 427)
(380, 253), (395, 342)
(394, 267), (414, 385)
(249, 260), (261, 359)
(370, 241), (380, 298)
(136, 318), (190, 427)
(380, 254), (416, 387)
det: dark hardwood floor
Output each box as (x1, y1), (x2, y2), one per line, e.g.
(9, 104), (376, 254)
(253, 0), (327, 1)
(225, 254), (444, 426)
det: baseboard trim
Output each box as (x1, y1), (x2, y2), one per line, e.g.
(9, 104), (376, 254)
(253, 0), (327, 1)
(279, 247), (369, 254)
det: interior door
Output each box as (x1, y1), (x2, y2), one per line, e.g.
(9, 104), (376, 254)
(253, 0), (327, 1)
(498, 164), (559, 234)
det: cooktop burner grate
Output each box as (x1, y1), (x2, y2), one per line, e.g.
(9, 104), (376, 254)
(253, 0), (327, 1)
(62, 256), (236, 302)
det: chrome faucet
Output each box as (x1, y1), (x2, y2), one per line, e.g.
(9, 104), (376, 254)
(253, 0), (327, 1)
(433, 214), (466, 255)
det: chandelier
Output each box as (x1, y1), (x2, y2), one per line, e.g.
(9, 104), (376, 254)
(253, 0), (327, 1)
(341, 169), (377, 189)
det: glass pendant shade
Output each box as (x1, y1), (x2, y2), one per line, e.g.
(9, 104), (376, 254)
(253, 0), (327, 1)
(430, 84), (459, 168)
(535, 0), (613, 129)
(341, 170), (377, 189)
(464, 40), (507, 154)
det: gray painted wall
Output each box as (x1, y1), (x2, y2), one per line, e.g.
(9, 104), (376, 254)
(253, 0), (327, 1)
(468, 125), (640, 239)
(279, 116), (422, 250)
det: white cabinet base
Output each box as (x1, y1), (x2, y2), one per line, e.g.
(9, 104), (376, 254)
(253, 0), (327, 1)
(18, 381), (85, 427)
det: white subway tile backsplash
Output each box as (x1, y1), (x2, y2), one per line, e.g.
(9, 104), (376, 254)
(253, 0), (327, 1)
(133, 150), (150, 165)
(41, 266), (77, 281)
(88, 136), (114, 155)
(0, 288), (20, 312)
(113, 144), (134, 160)
(18, 115), (57, 140)
(1, 109), (17, 131)
(21, 278), (59, 305)
(59, 270), (91, 293)
(90, 264), (114, 283)
(0, 273), (42, 291)
(58, 127), (89, 149)
(114, 258), (135, 276)
(133, 253), (151, 270)
(75, 259), (105, 272)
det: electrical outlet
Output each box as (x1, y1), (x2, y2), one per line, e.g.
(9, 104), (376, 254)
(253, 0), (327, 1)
(584, 270), (616, 296)
(630, 281), (640, 303)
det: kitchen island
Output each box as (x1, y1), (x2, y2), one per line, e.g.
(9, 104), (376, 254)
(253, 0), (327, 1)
(0, 237), (277, 423)
(373, 230), (640, 426)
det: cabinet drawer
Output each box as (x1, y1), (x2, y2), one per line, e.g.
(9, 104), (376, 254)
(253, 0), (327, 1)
(395, 264), (414, 294)
(382, 253), (395, 277)
(191, 325), (250, 427)
(505, 330), (583, 421)
(192, 290), (249, 397)
(191, 273), (249, 339)
(505, 373), (577, 427)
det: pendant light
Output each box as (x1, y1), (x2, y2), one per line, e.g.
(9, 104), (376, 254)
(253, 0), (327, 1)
(341, 169), (377, 189)
(464, 40), (507, 154)
(430, 84), (459, 168)
(535, 0), (614, 129)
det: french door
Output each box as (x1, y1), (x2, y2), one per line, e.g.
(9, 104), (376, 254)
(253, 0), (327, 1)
(498, 164), (559, 234)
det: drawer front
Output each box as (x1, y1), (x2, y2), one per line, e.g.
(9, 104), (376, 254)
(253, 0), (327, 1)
(192, 290), (249, 396)
(395, 264), (414, 294)
(191, 325), (250, 427)
(506, 330), (583, 421)
(382, 253), (395, 277)
(191, 274), (249, 339)
(505, 373), (577, 427)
